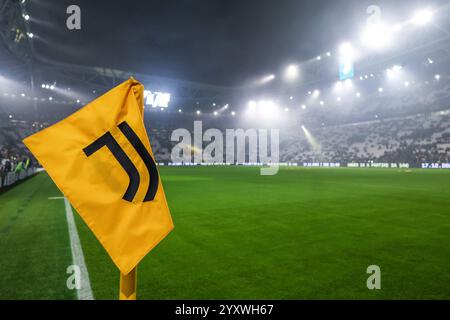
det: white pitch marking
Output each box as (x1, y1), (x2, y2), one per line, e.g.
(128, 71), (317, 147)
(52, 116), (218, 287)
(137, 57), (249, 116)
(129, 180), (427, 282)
(63, 197), (94, 300)
(48, 196), (65, 200)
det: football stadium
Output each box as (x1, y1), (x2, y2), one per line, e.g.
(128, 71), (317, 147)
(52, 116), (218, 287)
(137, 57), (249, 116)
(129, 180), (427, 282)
(1, 0), (450, 304)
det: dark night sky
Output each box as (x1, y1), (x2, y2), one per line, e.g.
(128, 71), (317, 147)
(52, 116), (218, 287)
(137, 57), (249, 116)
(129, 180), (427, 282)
(29, 0), (444, 86)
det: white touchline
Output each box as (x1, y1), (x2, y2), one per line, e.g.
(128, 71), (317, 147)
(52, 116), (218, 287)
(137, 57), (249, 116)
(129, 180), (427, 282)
(63, 197), (95, 300)
(48, 196), (65, 200)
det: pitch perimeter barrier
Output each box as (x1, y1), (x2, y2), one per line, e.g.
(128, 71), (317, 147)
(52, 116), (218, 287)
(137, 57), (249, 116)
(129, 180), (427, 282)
(0, 168), (38, 189)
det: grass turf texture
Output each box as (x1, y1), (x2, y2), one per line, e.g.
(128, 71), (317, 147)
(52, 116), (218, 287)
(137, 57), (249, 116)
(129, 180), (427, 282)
(0, 167), (449, 299)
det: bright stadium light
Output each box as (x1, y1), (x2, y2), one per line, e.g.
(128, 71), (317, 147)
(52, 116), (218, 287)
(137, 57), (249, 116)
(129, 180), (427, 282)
(404, 81), (410, 87)
(231, 111), (236, 116)
(284, 107), (289, 112)
(435, 74), (441, 80)
(76, 99), (80, 103)
(213, 111), (218, 116)
(284, 64), (299, 81)
(196, 110), (201, 115)
(326, 52), (331, 57)
(27, 32), (34, 38)
(356, 92), (361, 98)
(319, 101), (324, 106)
(339, 42), (353, 59)
(316, 56), (321, 61)
(178, 109), (182, 113)
(41, 84), (45, 88)
(289, 96), (294, 100)
(23, 14), (30, 21)
(336, 97), (341, 102)
(378, 87), (384, 93)
(334, 81), (343, 91)
(301, 104), (307, 110)
(361, 22), (392, 50)
(260, 74), (275, 84)
(412, 9), (433, 26)
(344, 79), (353, 89)
(48, 96), (53, 101)
(21, 93), (25, 97)
(312, 90), (320, 98)
(248, 100), (257, 111)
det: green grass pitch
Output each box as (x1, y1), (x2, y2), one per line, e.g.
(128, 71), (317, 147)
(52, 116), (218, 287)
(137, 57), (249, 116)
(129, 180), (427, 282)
(0, 166), (449, 299)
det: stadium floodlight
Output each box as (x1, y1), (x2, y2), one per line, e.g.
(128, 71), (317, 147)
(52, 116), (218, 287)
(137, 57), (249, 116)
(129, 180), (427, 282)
(334, 81), (343, 91)
(289, 96), (294, 100)
(326, 52), (331, 57)
(23, 14), (30, 21)
(248, 100), (257, 111)
(361, 22), (392, 50)
(404, 81), (410, 87)
(21, 93), (25, 97)
(339, 42), (353, 59)
(178, 109), (182, 113)
(427, 58), (434, 64)
(260, 74), (275, 84)
(378, 87), (384, 93)
(316, 56), (321, 61)
(284, 107), (289, 112)
(213, 111), (218, 116)
(50, 85), (55, 90)
(364, 75), (369, 79)
(336, 97), (341, 102)
(76, 99), (80, 103)
(45, 84), (50, 89)
(231, 111), (236, 116)
(319, 101), (324, 106)
(344, 79), (353, 88)
(312, 90), (320, 98)
(212, 103), (216, 107)
(435, 74), (440, 80)
(196, 110), (201, 115)
(27, 32), (34, 38)
(41, 84), (45, 88)
(284, 64), (299, 81)
(301, 104), (307, 110)
(356, 92), (361, 98)
(224, 104), (229, 109)
(359, 76), (364, 80)
(48, 97), (53, 101)
(412, 9), (433, 26)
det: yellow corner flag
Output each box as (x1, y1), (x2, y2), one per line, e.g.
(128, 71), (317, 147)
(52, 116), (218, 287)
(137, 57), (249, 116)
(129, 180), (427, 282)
(23, 78), (174, 298)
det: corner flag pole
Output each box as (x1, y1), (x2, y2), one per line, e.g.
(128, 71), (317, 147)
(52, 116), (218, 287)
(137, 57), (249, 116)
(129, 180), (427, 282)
(119, 266), (137, 300)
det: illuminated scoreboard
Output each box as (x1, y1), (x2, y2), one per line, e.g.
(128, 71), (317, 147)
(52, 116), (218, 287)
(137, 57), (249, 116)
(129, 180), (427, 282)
(143, 90), (171, 108)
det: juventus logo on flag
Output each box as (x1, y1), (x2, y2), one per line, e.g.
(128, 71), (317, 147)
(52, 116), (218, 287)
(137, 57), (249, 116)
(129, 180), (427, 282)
(83, 121), (159, 202)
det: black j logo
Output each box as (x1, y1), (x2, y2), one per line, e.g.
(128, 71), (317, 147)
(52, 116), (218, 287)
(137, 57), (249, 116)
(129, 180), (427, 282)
(83, 121), (159, 202)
